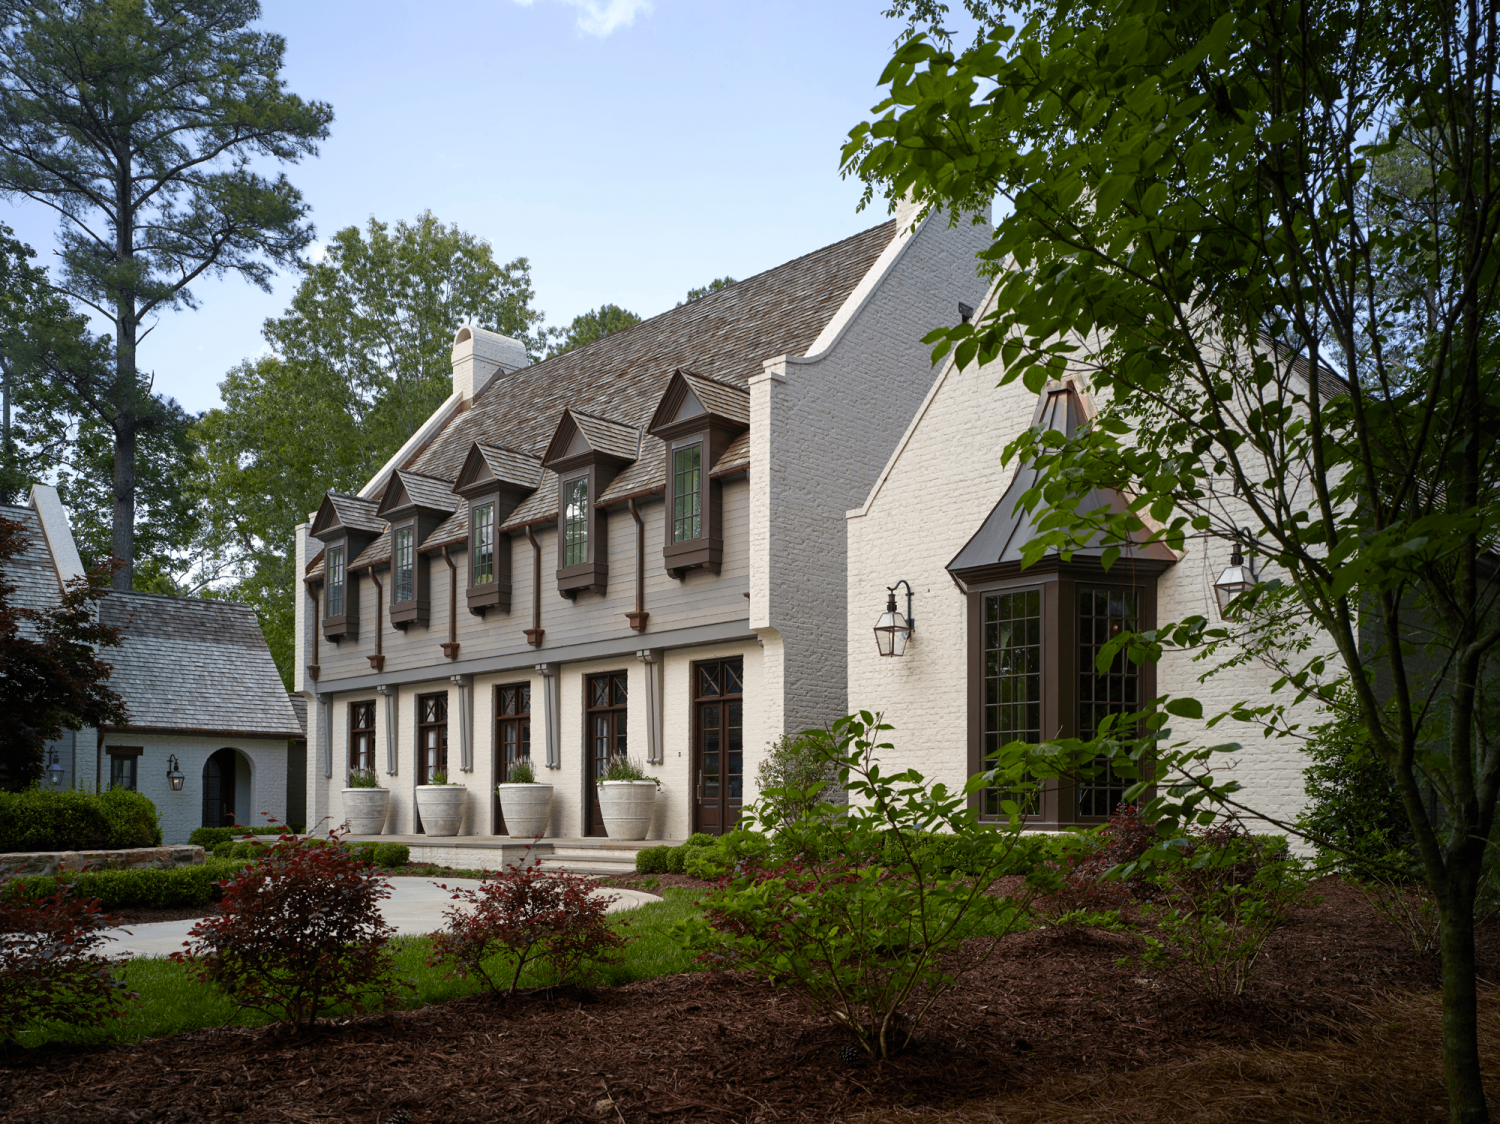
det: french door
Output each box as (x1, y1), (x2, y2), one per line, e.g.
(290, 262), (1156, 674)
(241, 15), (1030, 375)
(494, 683), (531, 834)
(693, 658), (743, 835)
(416, 692), (448, 834)
(585, 671), (628, 837)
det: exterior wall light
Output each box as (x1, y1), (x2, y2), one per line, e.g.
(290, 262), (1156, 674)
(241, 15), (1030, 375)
(874, 580), (915, 657)
(1214, 533), (1257, 620)
(167, 754), (185, 792)
(46, 749), (64, 789)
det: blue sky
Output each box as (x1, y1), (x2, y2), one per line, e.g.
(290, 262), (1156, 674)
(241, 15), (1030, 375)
(5, 0), (919, 414)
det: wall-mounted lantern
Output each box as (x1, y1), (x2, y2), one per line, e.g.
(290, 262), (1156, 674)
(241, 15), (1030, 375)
(874, 580), (915, 657)
(166, 754), (185, 792)
(1214, 533), (1258, 620)
(46, 749), (64, 789)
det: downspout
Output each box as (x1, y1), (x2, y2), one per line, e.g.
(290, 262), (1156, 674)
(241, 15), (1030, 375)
(304, 579), (321, 681)
(524, 526), (544, 646)
(625, 498), (648, 632)
(368, 569), (385, 672)
(441, 546), (460, 660)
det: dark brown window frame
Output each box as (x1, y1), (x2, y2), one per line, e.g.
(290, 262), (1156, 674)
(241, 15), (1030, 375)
(584, 671), (628, 836)
(321, 537), (360, 641)
(662, 435), (724, 578)
(389, 518), (431, 628)
(964, 560), (1159, 829)
(493, 682), (532, 833)
(416, 691), (449, 785)
(349, 700), (377, 777)
(466, 498), (512, 615)
(555, 466), (610, 599)
(691, 656), (745, 835)
(106, 745), (142, 791)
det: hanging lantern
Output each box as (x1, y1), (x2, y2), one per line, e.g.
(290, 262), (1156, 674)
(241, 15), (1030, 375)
(1214, 543), (1257, 620)
(873, 581), (915, 657)
(166, 754), (185, 792)
(46, 753), (64, 789)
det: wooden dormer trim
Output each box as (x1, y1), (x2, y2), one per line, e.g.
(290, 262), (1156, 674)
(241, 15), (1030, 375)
(541, 410), (640, 600)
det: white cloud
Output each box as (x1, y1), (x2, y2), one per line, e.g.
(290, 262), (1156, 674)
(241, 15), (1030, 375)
(512, 0), (652, 38)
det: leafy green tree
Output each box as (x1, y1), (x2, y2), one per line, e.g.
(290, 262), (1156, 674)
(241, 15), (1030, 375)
(847, 0), (1499, 1118)
(197, 215), (550, 685)
(547, 303), (641, 357)
(678, 276), (736, 305)
(0, 0), (334, 589)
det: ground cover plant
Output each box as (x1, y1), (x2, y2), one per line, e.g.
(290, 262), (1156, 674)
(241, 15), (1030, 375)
(678, 712), (1037, 1059)
(173, 830), (405, 1030)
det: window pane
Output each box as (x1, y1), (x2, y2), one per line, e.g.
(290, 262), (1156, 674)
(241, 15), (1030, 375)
(672, 444), (701, 542)
(394, 526), (414, 602)
(981, 588), (1044, 816)
(327, 546), (345, 616)
(564, 478), (589, 566)
(473, 503), (494, 584)
(1077, 587), (1140, 818)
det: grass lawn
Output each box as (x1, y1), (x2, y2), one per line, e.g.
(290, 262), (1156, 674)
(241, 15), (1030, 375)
(13, 887), (705, 1049)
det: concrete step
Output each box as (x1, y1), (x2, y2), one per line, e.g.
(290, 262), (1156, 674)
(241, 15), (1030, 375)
(538, 859), (640, 875)
(540, 847), (641, 875)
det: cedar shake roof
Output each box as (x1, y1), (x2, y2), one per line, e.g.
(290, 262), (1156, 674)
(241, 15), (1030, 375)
(466, 443), (545, 491)
(312, 493), (384, 539)
(380, 470), (460, 517)
(402, 221), (896, 487)
(97, 593), (304, 738)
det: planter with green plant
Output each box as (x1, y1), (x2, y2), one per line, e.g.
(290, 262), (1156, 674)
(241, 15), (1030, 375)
(496, 758), (552, 839)
(415, 771), (466, 837)
(596, 756), (660, 841)
(342, 769), (389, 835)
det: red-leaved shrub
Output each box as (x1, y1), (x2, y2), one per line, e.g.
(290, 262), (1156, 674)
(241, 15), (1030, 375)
(174, 831), (407, 1029)
(0, 886), (134, 1043)
(428, 850), (627, 996)
(1035, 804), (1160, 916)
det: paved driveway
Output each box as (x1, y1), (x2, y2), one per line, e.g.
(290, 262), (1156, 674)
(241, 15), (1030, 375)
(103, 877), (661, 959)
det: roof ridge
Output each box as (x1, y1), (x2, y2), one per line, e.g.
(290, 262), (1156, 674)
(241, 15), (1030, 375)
(107, 590), (256, 610)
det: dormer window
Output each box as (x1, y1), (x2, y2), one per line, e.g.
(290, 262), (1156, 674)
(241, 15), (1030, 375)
(472, 503), (495, 584)
(541, 409), (639, 599)
(647, 371), (749, 580)
(393, 525), (415, 602)
(671, 445), (702, 542)
(327, 545), (346, 616)
(454, 442), (542, 617)
(563, 477), (589, 565)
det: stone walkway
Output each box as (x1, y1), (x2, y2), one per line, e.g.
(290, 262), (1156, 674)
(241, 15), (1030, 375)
(103, 877), (661, 959)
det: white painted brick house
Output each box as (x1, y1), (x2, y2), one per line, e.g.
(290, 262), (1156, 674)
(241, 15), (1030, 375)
(295, 209), (991, 841)
(846, 288), (1330, 832)
(3, 485), (303, 843)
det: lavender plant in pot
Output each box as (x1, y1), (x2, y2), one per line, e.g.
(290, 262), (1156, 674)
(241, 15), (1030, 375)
(496, 758), (552, 839)
(341, 769), (389, 835)
(596, 755), (661, 841)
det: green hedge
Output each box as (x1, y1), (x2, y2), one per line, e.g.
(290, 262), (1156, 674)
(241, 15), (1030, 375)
(0, 788), (162, 853)
(1, 858), (248, 910)
(187, 824), (291, 849)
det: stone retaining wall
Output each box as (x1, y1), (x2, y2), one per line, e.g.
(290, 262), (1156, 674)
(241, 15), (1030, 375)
(0, 845), (206, 878)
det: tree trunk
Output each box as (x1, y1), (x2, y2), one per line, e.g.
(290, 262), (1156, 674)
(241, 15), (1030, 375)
(111, 416), (135, 590)
(1441, 871), (1488, 1124)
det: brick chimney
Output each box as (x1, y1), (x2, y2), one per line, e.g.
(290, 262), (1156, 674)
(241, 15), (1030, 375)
(451, 325), (530, 401)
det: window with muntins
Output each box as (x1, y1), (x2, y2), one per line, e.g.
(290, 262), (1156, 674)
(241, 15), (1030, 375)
(393, 525), (415, 602)
(350, 700), (376, 774)
(1076, 587), (1139, 818)
(108, 752), (138, 791)
(472, 503), (494, 584)
(563, 477), (589, 566)
(417, 692), (448, 785)
(981, 589), (1043, 817)
(327, 545), (345, 616)
(672, 444), (702, 542)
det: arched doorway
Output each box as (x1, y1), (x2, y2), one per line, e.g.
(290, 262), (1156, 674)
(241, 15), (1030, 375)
(202, 748), (242, 828)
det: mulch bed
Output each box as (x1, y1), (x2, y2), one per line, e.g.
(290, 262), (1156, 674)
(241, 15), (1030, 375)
(0, 878), (1493, 1124)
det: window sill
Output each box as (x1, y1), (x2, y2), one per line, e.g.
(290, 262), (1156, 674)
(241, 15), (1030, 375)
(664, 538), (722, 579)
(556, 561), (607, 599)
(390, 600), (429, 629)
(323, 614), (358, 642)
(467, 581), (511, 616)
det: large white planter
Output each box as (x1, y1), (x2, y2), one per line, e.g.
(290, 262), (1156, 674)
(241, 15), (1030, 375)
(497, 783), (553, 839)
(415, 785), (466, 837)
(341, 788), (390, 835)
(597, 781), (657, 841)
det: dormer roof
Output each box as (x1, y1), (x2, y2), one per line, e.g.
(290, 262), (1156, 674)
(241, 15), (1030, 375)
(377, 470), (461, 521)
(947, 384), (1178, 580)
(453, 442), (545, 498)
(647, 369), (751, 439)
(311, 493), (384, 542)
(541, 408), (641, 473)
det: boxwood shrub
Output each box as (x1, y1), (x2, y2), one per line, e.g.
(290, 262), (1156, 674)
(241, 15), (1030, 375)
(0, 858), (248, 910)
(0, 787), (162, 853)
(187, 824), (290, 849)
